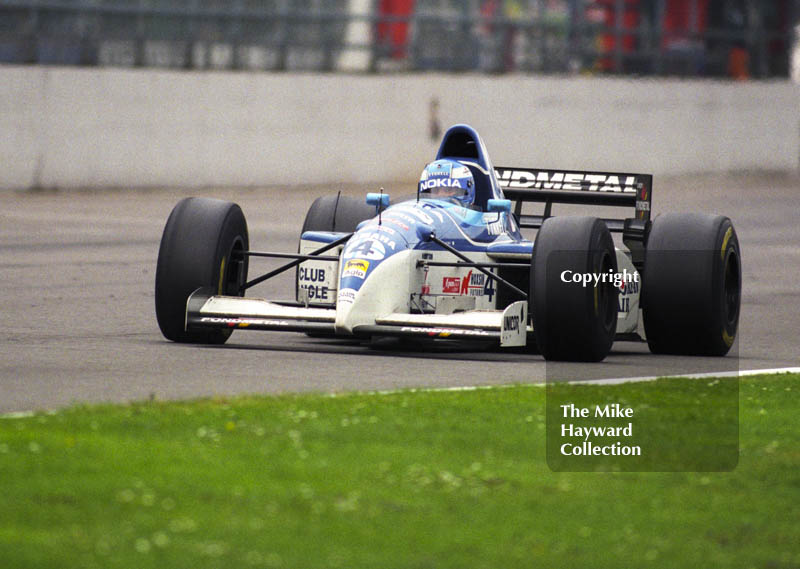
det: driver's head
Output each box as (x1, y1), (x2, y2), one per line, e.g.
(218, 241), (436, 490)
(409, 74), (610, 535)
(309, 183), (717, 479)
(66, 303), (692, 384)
(418, 160), (475, 206)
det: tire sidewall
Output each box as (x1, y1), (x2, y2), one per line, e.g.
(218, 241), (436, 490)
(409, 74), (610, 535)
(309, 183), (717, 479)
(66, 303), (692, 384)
(531, 217), (618, 362)
(155, 197), (249, 343)
(301, 194), (376, 235)
(642, 213), (740, 356)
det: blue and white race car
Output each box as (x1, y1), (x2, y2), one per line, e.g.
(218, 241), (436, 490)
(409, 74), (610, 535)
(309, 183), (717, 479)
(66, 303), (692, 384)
(155, 124), (741, 361)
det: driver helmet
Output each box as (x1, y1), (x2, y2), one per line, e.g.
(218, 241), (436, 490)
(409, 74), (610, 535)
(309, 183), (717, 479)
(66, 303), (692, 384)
(418, 159), (475, 206)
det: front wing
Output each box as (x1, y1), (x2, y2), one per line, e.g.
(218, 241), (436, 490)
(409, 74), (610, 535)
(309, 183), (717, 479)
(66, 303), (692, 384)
(185, 289), (528, 347)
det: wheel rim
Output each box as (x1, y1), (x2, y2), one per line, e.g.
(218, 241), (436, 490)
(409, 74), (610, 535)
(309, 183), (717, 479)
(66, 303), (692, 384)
(222, 237), (247, 296)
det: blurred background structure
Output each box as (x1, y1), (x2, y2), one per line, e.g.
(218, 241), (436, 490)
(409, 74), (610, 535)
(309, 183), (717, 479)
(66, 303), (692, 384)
(0, 0), (797, 79)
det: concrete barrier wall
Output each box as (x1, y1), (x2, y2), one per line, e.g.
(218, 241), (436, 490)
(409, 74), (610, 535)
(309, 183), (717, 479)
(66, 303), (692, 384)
(1, 65), (798, 190)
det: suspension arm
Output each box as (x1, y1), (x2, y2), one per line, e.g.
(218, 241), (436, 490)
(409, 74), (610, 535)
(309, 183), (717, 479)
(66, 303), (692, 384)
(239, 233), (352, 293)
(427, 234), (528, 300)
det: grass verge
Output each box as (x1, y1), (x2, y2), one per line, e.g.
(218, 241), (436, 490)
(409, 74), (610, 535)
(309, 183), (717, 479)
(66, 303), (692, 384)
(1, 373), (798, 568)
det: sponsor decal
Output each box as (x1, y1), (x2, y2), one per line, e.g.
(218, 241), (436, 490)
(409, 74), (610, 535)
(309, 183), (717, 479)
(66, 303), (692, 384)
(461, 272), (480, 295)
(420, 178), (466, 191)
(441, 271), (495, 300)
(460, 270), (493, 298)
(503, 314), (520, 332)
(384, 218), (410, 231)
(342, 259), (369, 279)
(636, 181), (651, 217)
(482, 213), (504, 236)
(298, 262), (335, 303)
(618, 279), (639, 295)
(421, 162), (471, 180)
(298, 285), (331, 301)
(388, 212), (417, 226)
(199, 317), (291, 327)
(298, 267), (326, 283)
(452, 165), (471, 178)
(399, 326), (491, 337)
(422, 162), (452, 178)
(338, 288), (357, 305)
(500, 302), (526, 347)
(420, 204), (444, 222)
(496, 169), (638, 193)
(442, 277), (460, 294)
(393, 206), (434, 225)
(355, 231), (397, 250)
(618, 277), (639, 314)
(373, 224), (397, 236)
(343, 239), (386, 261)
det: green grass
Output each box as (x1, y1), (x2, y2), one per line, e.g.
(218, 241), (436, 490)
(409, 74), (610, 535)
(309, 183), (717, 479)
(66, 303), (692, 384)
(1, 373), (798, 568)
(545, 376), (740, 471)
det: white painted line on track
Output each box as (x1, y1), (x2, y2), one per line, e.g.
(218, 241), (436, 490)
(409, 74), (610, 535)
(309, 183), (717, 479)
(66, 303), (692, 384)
(364, 367), (800, 396)
(567, 367), (800, 386)
(2, 368), (798, 418)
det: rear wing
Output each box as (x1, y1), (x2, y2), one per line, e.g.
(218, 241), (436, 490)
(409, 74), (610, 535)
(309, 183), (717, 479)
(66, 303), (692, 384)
(495, 167), (652, 267)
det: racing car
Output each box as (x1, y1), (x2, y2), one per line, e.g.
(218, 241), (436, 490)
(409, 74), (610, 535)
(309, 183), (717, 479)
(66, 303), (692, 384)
(155, 124), (741, 362)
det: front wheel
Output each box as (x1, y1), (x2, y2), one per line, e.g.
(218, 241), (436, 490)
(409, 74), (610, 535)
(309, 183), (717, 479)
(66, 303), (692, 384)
(530, 216), (618, 362)
(155, 197), (249, 344)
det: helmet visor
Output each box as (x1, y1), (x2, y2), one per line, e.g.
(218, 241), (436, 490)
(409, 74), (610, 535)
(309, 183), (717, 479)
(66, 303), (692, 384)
(419, 178), (470, 200)
(418, 163), (473, 203)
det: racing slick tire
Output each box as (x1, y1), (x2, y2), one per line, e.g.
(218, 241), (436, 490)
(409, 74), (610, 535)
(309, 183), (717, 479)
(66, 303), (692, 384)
(155, 197), (249, 344)
(531, 217), (618, 362)
(641, 213), (740, 356)
(300, 193), (376, 234)
(297, 193), (375, 337)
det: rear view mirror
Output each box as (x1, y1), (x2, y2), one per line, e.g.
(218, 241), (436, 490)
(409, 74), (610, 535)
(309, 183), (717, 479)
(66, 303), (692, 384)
(487, 199), (511, 213)
(366, 193), (390, 209)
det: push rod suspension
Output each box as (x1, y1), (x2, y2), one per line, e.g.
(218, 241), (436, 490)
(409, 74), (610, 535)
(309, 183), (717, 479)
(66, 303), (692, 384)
(239, 233), (352, 292)
(244, 251), (339, 261)
(416, 260), (525, 270)
(427, 235), (528, 300)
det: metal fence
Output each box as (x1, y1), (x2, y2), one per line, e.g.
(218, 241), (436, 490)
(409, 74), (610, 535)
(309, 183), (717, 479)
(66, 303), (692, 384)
(0, 0), (796, 78)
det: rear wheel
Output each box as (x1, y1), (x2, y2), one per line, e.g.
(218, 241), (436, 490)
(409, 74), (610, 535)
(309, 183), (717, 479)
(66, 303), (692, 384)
(155, 197), (249, 344)
(530, 217), (618, 362)
(297, 193), (375, 338)
(642, 213), (740, 356)
(301, 193), (376, 234)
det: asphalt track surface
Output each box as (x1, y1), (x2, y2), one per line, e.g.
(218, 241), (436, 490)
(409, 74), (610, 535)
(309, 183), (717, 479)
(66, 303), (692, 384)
(1, 174), (798, 412)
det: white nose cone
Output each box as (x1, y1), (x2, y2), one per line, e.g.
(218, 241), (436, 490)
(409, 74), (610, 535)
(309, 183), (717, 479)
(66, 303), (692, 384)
(335, 250), (413, 334)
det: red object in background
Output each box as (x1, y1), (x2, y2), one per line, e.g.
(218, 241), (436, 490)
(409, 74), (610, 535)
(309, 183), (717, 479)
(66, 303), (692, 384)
(377, 0), (415, 59)
(592, 0), (640, 72)
(728, 47), (749, 80)
(662, 0), (708, 47)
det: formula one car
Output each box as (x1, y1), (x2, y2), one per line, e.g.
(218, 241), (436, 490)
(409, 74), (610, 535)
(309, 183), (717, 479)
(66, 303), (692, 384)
(155, 124), (741, 361)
